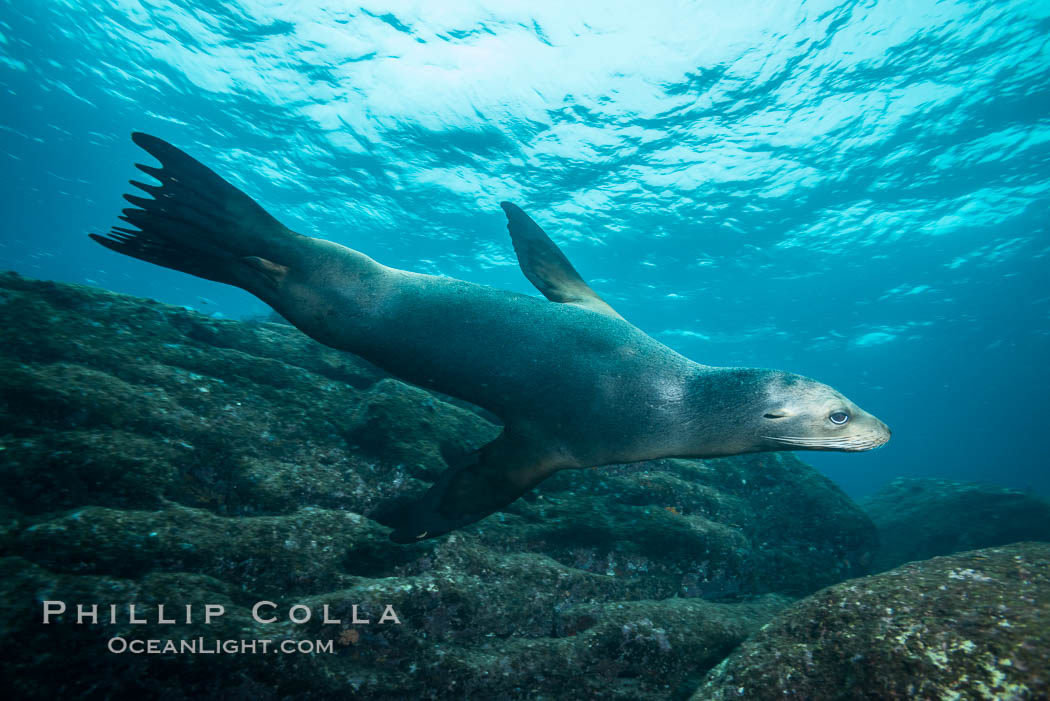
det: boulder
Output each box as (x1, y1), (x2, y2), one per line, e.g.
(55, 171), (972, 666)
(692, 542), (1050, 700)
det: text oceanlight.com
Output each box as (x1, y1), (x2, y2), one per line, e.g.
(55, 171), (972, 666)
(107, 637), (335, 655)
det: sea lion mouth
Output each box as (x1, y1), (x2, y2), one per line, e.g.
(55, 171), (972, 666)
(761, 432), (889, 452)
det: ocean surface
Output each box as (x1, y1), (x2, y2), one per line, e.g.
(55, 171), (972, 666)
(0, 0), (1047, 499)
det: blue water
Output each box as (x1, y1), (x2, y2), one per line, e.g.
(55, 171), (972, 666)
(1, 0), (1047, 499)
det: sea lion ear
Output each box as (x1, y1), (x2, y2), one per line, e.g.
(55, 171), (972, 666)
(762, 409), (795, 419)
(499, 202), (625, 321)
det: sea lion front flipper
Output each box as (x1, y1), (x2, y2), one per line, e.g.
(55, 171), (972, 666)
(500, 202), (624, 321)
(388, 431), (559, 543)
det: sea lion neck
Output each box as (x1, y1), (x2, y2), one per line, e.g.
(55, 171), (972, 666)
(678, 367), (779, 458)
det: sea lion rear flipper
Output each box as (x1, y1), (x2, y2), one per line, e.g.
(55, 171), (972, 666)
(500, 202), (624, 321)
(389, 432), (558, 543)
(91, 133), (299, 293)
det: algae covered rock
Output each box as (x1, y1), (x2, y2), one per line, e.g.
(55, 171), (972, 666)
(692, 542), (1050, 701)
(862, 477), (1050, 572)
(0, 273), (878, 699)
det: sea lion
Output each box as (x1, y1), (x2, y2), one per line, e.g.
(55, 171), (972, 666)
(92, 133), (891, 543)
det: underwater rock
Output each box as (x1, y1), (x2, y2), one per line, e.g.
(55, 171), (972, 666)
(0, 272), (877, 699)
(862, 477), (1050, 572)
(691, 542), (1050, 700)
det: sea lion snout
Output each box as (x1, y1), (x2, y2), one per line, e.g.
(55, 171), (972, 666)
(832, 414), (891, 452)
(850, 414), (891, 451)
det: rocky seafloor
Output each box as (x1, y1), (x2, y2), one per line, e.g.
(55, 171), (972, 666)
(0, 272), (1047, 700)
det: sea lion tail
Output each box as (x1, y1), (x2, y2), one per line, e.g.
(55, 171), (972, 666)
(91, 132), (300, 292)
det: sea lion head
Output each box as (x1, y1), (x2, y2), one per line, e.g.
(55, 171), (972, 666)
(754, 370), (891, 452)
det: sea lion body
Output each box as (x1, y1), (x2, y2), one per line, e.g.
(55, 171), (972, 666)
(93, 133), (891, 542)
(284, 265), (706, 464)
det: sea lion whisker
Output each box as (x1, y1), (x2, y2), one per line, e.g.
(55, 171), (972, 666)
(762, 434), (880, 450)
(766, 436), (848, 444)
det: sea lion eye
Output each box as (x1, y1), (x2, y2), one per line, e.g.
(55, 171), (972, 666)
(829, 411), (850, 425)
